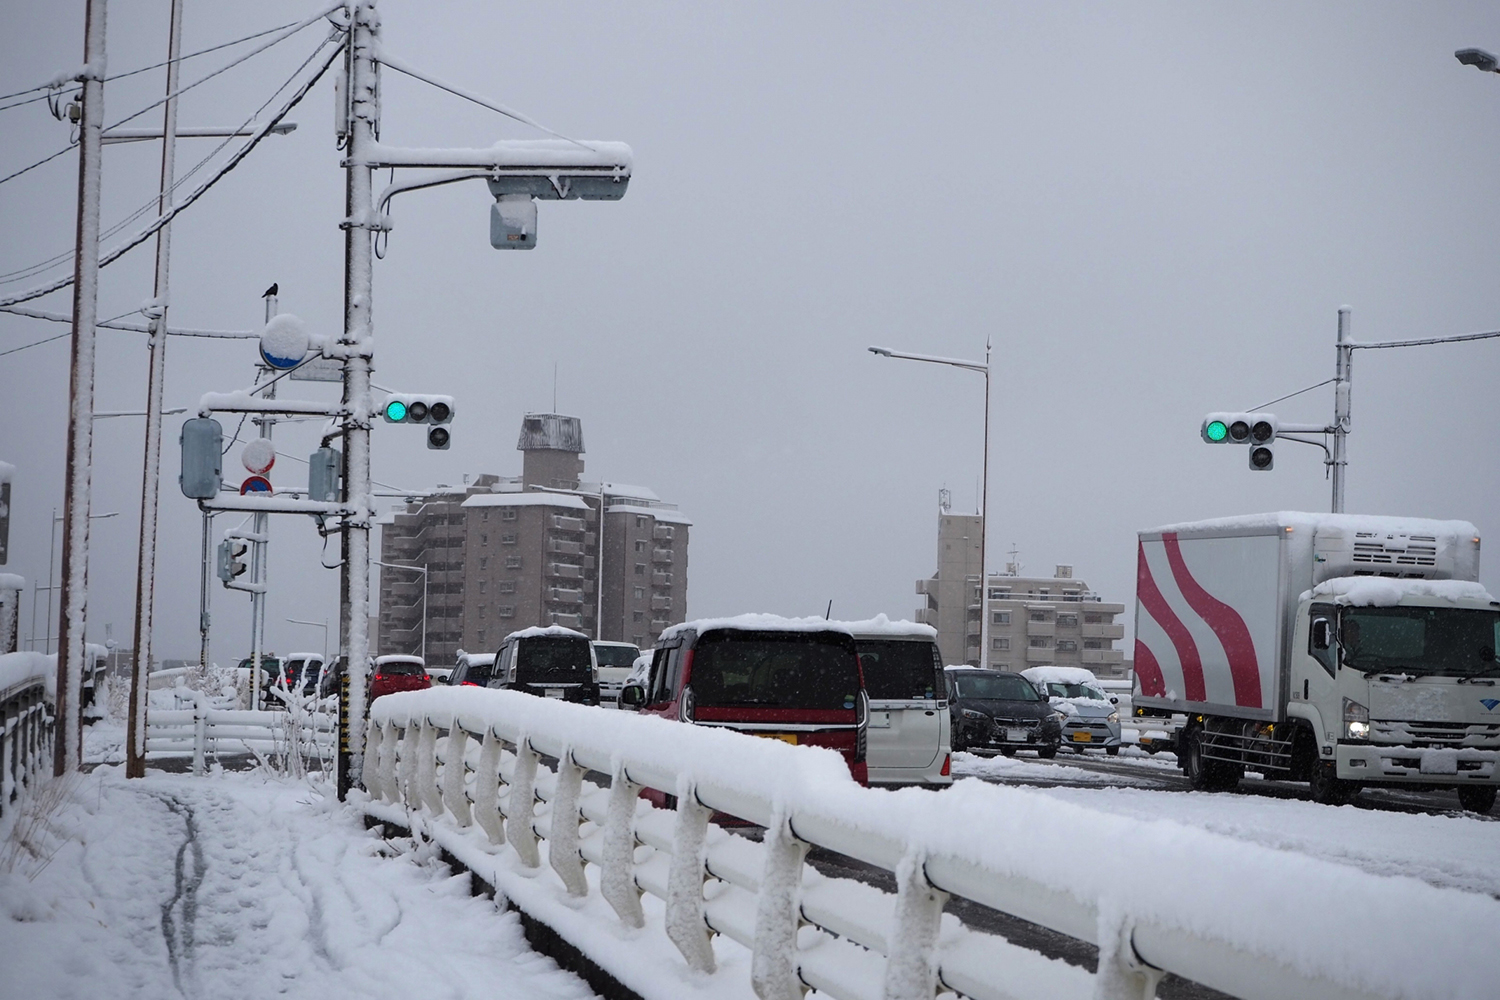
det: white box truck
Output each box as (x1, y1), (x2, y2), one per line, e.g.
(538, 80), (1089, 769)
(1132, 512), (1499, 812)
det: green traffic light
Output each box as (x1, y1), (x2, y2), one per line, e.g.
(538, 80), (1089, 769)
(1205, 420), (1228, 442)
(385, 399), (407, 422)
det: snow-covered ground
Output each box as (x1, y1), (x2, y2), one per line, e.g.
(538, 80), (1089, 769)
(0, 766), (600, 1000)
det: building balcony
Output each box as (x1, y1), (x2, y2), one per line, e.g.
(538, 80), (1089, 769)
(547, 562), (583, 580)
(1082, 623), (1124, 640)
(1081, 649), (1125, 665)
(915, 578), (935, 597)
(914, 608), (937, 627)
(650, 596), (673, 611)
(651, 548), (673, 564)
(547, 538), (584, 556)
(652, 571), (673, 588)
(1026, 646), (1055, 663)
(548, 587), (585, 604)
(1025, 620), (1055, 638)
(652, 525), (675, 541)
(550, 515), (585, 533)
(549, 613), (584, 629)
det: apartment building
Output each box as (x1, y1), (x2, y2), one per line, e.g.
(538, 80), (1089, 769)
(377, 414), (690, 663)
(915, 512), (1125, 675)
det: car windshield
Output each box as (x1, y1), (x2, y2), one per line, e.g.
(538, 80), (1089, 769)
(953, 672), (1041, 701)
(1044, 681), (1107, 700)
(857, 639), (943, 700)
(516, 637), (593, 683)
(690, 631), (861, 710)
(594, 645), (640, 669)
(1340, 606), (1500, 676)
(461, 660), (495, 685)
(377, 659), (425, 676)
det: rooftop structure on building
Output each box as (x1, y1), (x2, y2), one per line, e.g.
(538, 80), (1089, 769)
(377, 414), (690, 664)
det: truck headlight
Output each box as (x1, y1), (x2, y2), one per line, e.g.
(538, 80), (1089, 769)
(1343, 697), (1370, 741)
(1107, 712), (1119, 724)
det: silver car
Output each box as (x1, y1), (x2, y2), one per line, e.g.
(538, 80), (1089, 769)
(1021, 666), (1122, 755)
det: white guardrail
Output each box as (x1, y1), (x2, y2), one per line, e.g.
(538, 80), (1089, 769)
(364, 688), (1497, 1000)
(146, 698), (336, 774)
(0, 652), (53, 823)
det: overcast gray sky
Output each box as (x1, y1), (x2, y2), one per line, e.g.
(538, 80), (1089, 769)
(3, 2), (1499, 662)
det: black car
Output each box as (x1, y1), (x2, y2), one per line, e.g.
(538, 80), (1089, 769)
(945, 667), (1062, 758)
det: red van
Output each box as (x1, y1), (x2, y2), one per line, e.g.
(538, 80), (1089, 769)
(620, 619), (869, 784)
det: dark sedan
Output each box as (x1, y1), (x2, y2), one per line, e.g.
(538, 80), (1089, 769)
(945, 667), (1062, 758)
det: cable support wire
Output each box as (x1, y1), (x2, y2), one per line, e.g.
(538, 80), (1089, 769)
(1351, 329), (1500, 350)
(0, 35), (345, 310)
(1245, 377), (1336, 413)
(0, 304), (255, 338)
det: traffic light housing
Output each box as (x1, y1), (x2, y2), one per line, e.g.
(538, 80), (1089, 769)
(1201, 412), (1277, 471)
(381, 394), (454, 450)
(217, 538), (249, 584)
(180, 417), (223, 499)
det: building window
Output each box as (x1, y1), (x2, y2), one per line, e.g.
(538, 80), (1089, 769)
(633, 586), (645, 600)
(632, 610), (644, 622)
(991, 637), (1009, 651)
(505, 556), (522, 569)
(632, 634), (645, 646)
(479, 580), (487, 594)
(634, 539), (647, 553)
(480, 556), (489, 570)
(1029, 611), (1049, 622)
(1056, 639), (1077, 652)
(635, 563), (646, 575)
(1084, 639), (1104, 650)
(1084, 613), (1104, 624)
(1057, 614), (1077, 628)
(1029, 637), (1050, 648)
(477, 629), (486, 644)
(481, 533), (488, 545)
(501, 508), (518, 521)
(497, 606), (515, 618)
(478, 605), (488, 618)
(988, 587), (1010, 599)
(497, 581), (516, 595)
(967, 608), (981, 622)
(636, 515), (648, 528)
(482, 510), (490, 522)
(502, 532), (518, 545)
(992, 611), (1010, 625)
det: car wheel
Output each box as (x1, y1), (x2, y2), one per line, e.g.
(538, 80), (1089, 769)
(1457, 785), (1497, 815)
(1106, 745), (1120, 757)
(1037, 746), (1057, 760)
(1000, 747), (1015, 757)
(1308, 760), (1358, 806)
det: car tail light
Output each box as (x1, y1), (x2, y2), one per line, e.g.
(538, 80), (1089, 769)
(462, 681), (479, 687)
(940, 753), (951, 777)
(424, 674), (431, 681)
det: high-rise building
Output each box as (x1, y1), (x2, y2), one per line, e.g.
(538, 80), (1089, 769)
(377, 414), (690, 664)
(915, 512), (1125, 674)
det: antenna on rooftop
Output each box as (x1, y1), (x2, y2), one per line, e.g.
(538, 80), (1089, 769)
(938, 487), (952, 514)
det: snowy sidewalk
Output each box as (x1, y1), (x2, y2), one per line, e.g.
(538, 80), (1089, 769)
(0, 767), (600, 1000)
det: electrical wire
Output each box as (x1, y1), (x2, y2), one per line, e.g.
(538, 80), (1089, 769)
(0, 35), (345, 310)
(0, 307), (153, 357)
(0, 144), (74, 187)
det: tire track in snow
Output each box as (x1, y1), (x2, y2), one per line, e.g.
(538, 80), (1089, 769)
(155, 794), (207, 998)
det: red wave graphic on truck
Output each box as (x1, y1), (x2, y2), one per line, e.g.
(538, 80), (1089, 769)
(1162, 533), (1262, 709)
(1133, 639), (1166, 697)
(1136, 541), (1205, 701)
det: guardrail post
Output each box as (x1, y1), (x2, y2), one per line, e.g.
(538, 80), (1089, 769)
(505, 735), (541, 868)
(472, 727), (505, 844)
(1094, 906), (1163, 1000)
(751, 810), (809, 1000)
(440, 724), (472, 826)
(416, 718), (443, 814)
(397, 717), (420, 806)
(192, 695), (207, 776)
(361, 719), (383, 796)
(1, 696), (13, 818)
(601, 764), (644, 928)
(548, 746), (587, 896)
(883, 850), (948, 1000)
(666, 780), (716, 973)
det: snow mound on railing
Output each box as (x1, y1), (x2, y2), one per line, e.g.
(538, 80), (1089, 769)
(0, 651), (53, 699)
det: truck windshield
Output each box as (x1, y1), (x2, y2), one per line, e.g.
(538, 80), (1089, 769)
(690, 630), (861, 710)
(516, 638), (593, 684)
(857, 639), (943, 700)
(1340, 606), (1500, 677)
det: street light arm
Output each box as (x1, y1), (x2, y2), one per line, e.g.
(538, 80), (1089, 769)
(867, 346), (987, 373)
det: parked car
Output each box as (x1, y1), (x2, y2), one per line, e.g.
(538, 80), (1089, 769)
(946, 667), (1062, 758)
(853, 624), (951, 787)
(369, 654), (431, 702)
(1021, 665), (1122, 755)
(280, 653), (326, 696)
(488, 627), (600, 704)
(620, 616), (870, 785)
(448, 651), (497, 688)
(592, 641), (641, 702)
(427, 665), (455, 684)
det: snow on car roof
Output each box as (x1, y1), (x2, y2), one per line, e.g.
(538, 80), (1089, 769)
(1021, 665), (1102, 686)
(658, 612), (934, 643)
(1144, 511), (1479, 539)
(593, 640), (639, 648)
(457, 652), (496, 666)
(375, 654), (424, 664)
(503, 625), (590, 642)
(1305, 577), (1496, 607)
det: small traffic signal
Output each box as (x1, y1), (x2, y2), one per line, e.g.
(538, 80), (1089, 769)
(1201, 412), (1278, 471)
(381, 394), (454, 449)
(180, 417), (223, 499)
(217, 538), (249, 584)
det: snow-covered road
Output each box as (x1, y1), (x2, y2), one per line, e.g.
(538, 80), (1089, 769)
(0, 768), (600, 1000)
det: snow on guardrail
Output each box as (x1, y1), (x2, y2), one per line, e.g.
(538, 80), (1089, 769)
(363, 687), (1500, 1000)
(0, 651), (54, 822)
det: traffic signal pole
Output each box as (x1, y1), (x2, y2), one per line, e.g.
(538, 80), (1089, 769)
(1331, 306), (1352, 515)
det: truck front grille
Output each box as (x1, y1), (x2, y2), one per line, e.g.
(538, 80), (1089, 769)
(1372, 720), (1500, 749)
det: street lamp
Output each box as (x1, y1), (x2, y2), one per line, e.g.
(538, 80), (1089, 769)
(1456, 48), (1500, 73)
(33, 509), (118, 653)
(868, 342), (993, 669)
(373, 561), (428, 664)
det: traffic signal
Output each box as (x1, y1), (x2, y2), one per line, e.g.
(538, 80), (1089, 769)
(179, 417), (223, 499)
(217, 538), (249, 584)
(381, 394), (454, 450)
(1201, 412), (1277, 471)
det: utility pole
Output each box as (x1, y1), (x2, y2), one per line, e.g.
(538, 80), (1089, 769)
(1330, 306), (1352, 515)
(127, 0), (183, 779)
(248, 287), (279, 711)
(198, 510), (212, 669)
(55, 0), (107, 776)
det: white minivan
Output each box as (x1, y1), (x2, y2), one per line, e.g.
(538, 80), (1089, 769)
(854, 624), (952, 787)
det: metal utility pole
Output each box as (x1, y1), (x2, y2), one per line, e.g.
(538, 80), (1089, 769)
(248, 288), (279, 711)
(1331, 306), (1352, 515)
(55, 0), (107, 776)
(127, 0), (183, 779)
(338, 2), (379, 797)
(198, 510), (213, 670)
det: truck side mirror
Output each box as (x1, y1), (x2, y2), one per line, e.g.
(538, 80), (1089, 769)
(619, 684), (646, 708)
(1312, 619), (1331, 650)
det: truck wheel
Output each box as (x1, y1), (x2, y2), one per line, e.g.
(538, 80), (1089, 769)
(1106, 745), (1120, 757)
(1183, 729), (1212, 790)
(1309, 761), (1358, 806)
(1457, 786), (1497, 815)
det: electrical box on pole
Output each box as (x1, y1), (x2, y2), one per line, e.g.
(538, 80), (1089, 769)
(308, 446), (341, 501)
(179, 417), (223, 498)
